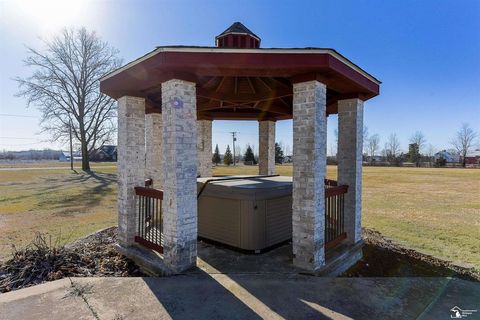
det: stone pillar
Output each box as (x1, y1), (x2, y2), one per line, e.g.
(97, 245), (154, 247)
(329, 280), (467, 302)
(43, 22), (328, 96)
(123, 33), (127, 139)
(117, 96), (146, 247)
(145, 113), (163, 188)
(337, 99), (364, 244)
(161, 79), (198, 273)
(258, 120), (276, 175)
(197, 120), (212, 177)
(292, 80), (327, 271)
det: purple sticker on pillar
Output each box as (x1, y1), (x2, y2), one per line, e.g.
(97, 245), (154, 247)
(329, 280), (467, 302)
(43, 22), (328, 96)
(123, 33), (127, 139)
(171, 97), (184, 109)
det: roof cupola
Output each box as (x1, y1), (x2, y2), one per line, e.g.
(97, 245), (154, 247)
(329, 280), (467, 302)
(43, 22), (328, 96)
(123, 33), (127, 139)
(215, 22), (261, 48)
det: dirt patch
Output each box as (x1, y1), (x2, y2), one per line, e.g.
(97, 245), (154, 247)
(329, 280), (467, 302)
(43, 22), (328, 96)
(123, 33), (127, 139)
(343, 228), (480, 281)
(0, 227), (144, 293)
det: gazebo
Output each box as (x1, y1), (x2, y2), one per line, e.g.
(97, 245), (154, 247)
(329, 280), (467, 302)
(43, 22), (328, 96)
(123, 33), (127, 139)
(100, 22), (380, 274)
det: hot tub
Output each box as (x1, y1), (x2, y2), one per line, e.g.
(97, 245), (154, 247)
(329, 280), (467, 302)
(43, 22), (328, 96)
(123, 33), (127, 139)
(197, 175), (292, 251)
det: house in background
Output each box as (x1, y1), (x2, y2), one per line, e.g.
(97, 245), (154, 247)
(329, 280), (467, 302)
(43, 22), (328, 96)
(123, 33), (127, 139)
(283, 155), (293, 163)
(434, 150), (460, 163)
(58, 151), (82, 162)
(464, 149), (480, 166)
(365, 155), (384, 163)
(90, 145), (117, 162)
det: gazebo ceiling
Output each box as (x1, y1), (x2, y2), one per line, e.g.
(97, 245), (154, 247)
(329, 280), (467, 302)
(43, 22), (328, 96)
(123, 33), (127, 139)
(100, 47), (380, 121)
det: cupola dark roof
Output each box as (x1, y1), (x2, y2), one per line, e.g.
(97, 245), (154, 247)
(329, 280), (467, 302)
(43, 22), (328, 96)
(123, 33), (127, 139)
(216, 22), (261, 48)
(216, 22), (260, 40)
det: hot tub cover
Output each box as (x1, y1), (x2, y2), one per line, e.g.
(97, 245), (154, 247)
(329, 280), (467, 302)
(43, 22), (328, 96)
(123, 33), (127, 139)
(197, 175), (292, 200)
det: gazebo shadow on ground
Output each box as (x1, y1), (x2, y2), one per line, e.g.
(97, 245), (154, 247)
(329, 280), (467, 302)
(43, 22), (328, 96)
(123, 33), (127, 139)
(137, 242), (479, 319)
(138, 242), (480, 320)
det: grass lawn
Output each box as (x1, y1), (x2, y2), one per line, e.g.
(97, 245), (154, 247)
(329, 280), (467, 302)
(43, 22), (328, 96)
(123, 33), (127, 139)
(1, 164), (479, 272)
(214, 165), (480, 270)
(0, 166), (117, 259)
(0, 160), (116, 168)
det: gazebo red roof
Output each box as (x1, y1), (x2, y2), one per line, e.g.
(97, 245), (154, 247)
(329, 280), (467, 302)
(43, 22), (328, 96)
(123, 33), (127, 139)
(100, 28), (380, 121)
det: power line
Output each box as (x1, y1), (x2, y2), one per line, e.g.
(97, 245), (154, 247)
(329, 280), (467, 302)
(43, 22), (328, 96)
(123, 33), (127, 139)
(0, 137), (42, 140)
(0, 142), (45, 146)
(0, 113), (38, 118)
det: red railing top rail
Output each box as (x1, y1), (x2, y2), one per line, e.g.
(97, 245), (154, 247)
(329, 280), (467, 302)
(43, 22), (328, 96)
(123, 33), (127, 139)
(324, 178), (338, 187)
(134, 186), (164, 199)
(325, 184), (348, 197)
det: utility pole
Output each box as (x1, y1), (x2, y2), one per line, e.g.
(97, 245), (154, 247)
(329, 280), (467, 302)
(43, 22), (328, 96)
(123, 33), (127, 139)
(230, 132), (237, 166)
(69, 119), (74, 171)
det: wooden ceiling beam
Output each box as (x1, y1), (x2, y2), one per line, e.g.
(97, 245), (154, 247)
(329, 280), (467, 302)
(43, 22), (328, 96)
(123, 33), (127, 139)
(215, 77), (226, 92)
(270, 77), (291, 88)
(255, 101), (291, 115)
(256, 77), (273, 91)
(202, 76), (219, 89)
(246, 77), (256, 94)
(199, 110), (279, 121)
(196, 87), (292, 102)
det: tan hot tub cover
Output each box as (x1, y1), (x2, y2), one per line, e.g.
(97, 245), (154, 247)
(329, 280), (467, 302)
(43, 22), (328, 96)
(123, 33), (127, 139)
(197, 176), (292, 251)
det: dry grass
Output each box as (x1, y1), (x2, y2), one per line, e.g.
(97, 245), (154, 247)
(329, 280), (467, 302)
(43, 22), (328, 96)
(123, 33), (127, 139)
(0, 161), (115, 168)
(213, 164), (480, 270)
(0, 166), (117, 260)
(360, 167), (480, 270)
(1, 163), (479, 272)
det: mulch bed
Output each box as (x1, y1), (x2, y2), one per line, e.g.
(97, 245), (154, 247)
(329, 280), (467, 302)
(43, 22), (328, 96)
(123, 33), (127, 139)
(0, 227), (144, 293)
(343, 228), (480, 281)
(1, 227), (478, 293)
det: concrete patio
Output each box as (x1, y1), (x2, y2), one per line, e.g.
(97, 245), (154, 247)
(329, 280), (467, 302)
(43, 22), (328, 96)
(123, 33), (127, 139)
(1, 275), (478, 320)
(2, 242), (480, 320)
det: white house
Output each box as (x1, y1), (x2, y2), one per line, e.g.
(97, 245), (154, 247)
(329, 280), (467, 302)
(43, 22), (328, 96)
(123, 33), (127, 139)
(434, 150), (460, 163)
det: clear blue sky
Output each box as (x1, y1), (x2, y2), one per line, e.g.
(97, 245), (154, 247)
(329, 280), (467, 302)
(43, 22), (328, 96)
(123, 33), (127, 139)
(1, 0), (479, 154)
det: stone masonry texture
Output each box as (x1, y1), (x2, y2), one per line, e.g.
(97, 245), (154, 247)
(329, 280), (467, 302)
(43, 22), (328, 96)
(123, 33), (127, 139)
(258, 120), (276, 175)
(117, 96), (146, 247)
(161, 79), (198, 273)
(197, 120), (212, 177)
(292, 80), (327, 271)
(337, 99), (364, 244)
(145, 113), (163, 188)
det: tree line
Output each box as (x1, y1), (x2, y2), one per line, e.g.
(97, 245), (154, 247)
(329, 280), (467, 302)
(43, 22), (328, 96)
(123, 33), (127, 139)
(212, 143), (286, 166)
(362, 123), (478, 167)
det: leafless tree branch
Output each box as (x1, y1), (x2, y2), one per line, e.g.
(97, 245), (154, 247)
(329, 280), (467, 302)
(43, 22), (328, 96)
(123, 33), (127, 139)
(15, 27), (122, 170)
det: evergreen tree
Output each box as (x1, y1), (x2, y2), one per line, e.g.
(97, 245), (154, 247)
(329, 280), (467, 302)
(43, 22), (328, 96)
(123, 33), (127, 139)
(223, 145), (233, 166)
(275, 142), (284, 164)
(212, 144), (221, 166)
(243, 145), (256, 165)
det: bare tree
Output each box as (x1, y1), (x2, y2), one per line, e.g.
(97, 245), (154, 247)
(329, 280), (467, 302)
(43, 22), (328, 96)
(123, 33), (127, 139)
(451, 123), (478, 167)
(367, 134), (380, 161)
(15, 28), (121, 171)
(235, 145), (242, 162)
(410, 131), (426, 154)
(363, 125), (369, 154)
(328, 142), (336, 158)
(409, 131), (426, 166)
(386, 133), (401, 160)
(425, 144), (436, 166)
(284, 144), (292, 156)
